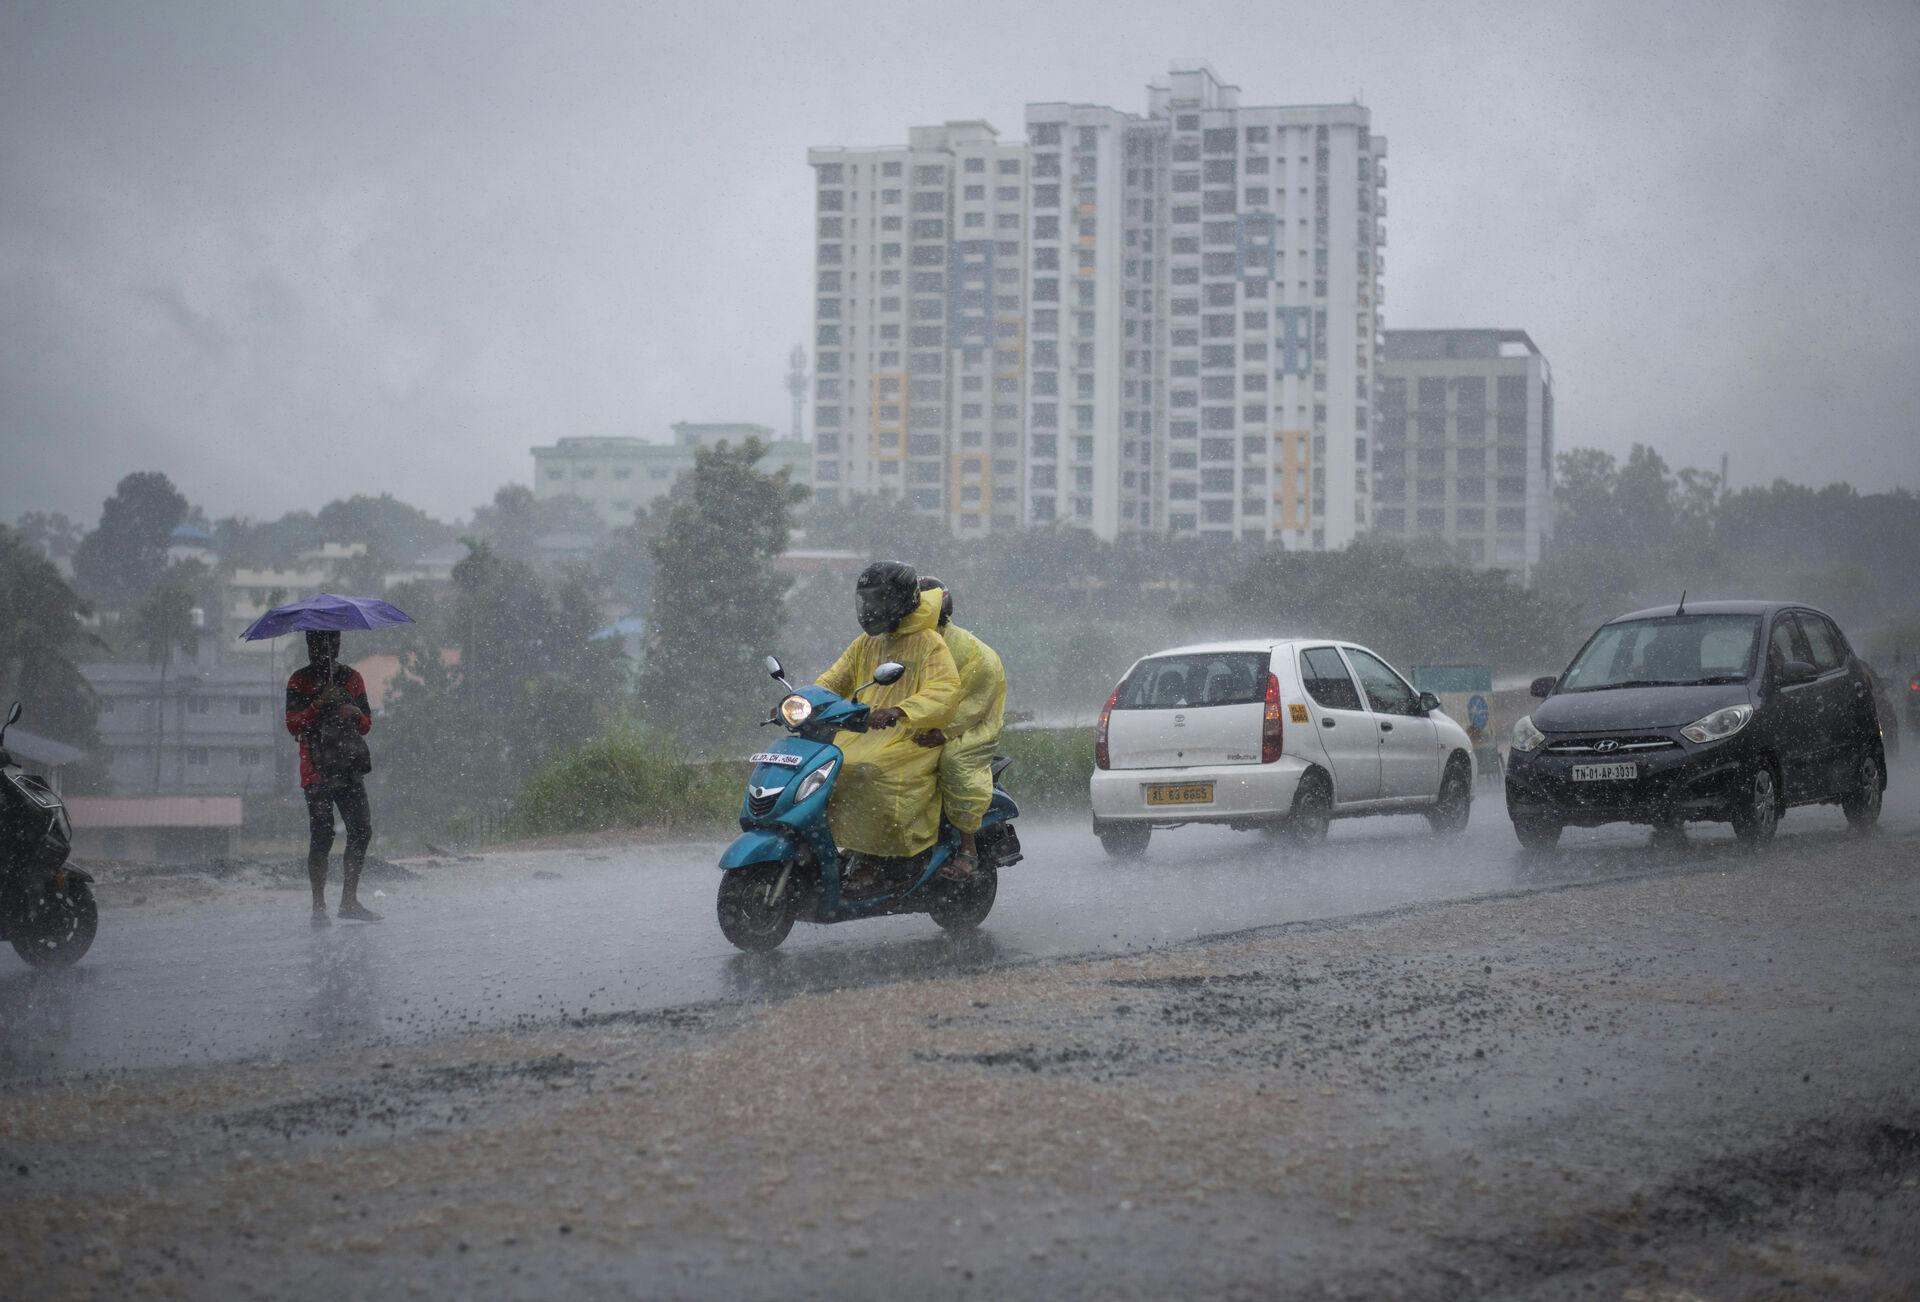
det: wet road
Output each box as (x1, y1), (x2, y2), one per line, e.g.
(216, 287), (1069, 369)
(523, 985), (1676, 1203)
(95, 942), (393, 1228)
(4, 774), (1915, 1080)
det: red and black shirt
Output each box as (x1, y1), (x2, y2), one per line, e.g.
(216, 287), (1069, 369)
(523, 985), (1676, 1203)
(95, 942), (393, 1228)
(285, 662), (372, 789)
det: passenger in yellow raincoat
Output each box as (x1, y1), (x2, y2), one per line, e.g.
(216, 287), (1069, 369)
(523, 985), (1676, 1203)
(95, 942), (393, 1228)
(815, 562), (961, 860)
(912, 576), (1006, 874)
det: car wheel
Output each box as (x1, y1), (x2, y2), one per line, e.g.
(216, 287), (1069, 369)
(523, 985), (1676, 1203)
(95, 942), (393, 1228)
(1841, 751), (1884, 832)
(1095, 821), (1150, 859)
(1729, 764), (1781, 845)
(1511, 815), (1562, 851)
(1285, 772), (1332, 844)
(1425, 758), (1472, 835)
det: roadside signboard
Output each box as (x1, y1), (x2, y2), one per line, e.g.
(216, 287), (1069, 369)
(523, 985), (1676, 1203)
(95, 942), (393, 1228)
(1413, 665), (1501, 782)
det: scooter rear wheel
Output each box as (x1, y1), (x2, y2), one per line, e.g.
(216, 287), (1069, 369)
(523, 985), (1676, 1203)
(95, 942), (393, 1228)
(717, 864), (795, 952)
(11, 879), (97, 968)
(928, 862), (997, 931)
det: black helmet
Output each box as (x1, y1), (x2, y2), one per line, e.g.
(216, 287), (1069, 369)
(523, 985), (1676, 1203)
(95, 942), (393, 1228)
(917, 575), (953, 628)
(855, 560), (919, 636)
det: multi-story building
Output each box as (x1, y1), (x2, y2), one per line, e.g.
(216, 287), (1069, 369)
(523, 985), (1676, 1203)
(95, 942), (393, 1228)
(532, 422), (811, 529)
(808, 121), (1030, 534)
(83, 641), (290, 797)
(1025, 66), (1386, 546)
(1374, 328), (1555, 573)
(809, 67), (1385, 548)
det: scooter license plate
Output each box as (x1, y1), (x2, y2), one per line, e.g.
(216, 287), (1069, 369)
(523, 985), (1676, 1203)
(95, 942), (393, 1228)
(1146, 782), (1215, 806)
(1571, 762), (1637, 782)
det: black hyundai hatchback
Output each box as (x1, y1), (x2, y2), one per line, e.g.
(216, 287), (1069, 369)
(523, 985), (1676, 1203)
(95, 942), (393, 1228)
(1505, 601), (1887, 848)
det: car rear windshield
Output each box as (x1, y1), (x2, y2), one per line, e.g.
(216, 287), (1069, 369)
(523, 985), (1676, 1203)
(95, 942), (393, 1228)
(1559, 615), (1761, 692)
(1116, 652), (1269, 709)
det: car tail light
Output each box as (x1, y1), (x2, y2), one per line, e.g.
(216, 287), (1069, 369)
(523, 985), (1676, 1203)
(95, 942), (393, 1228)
(1261, 672), (1284, 763)
(1094, 686), (1120, 770)
(1910, 675), (1919, 693)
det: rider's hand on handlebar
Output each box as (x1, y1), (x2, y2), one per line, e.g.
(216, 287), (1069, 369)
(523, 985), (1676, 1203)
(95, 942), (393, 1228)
(867, 706), (906, 730)
(913, 728), (946, 748)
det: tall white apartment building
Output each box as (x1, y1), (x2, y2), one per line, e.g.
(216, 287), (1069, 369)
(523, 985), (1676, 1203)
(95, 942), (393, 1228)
(1024, 66), (1385, 546)
(1375, 329), (1555, 573)
(808, 66), (1386, 548)
(808, 122), (1030, 534)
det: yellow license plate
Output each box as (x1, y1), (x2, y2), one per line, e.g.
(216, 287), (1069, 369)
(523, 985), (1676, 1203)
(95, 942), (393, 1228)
(1146, 782), (1215, 806)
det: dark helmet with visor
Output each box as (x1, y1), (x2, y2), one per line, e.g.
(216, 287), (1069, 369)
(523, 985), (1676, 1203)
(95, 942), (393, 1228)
(917, 575), (954, 628)
(855, 560), (919, 636)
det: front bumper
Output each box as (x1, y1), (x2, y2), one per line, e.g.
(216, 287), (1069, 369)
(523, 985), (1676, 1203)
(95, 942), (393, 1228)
(1090, 756), (1310, 825)
(1504, 732), (1754, 827)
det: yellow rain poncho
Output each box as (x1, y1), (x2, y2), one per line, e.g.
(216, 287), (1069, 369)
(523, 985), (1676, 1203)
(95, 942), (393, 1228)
(816, 588), (961, 857)
(929, 622), (1006, 834)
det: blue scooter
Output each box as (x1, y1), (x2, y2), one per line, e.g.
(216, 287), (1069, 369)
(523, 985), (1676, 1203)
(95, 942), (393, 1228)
(715, 655), (1022, 952)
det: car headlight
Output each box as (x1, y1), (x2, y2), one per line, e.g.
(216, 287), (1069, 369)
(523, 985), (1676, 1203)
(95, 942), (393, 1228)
(1680, 703), (1753, 745)
(779, 694), (814, 727)
(1511, 715), (1546, 753)
(794, 759), (836, 802)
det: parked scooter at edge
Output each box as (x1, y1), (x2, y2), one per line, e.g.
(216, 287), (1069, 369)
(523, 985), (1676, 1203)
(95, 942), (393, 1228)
(715, 656), (1022, 952)
(0, 702), (96, 967)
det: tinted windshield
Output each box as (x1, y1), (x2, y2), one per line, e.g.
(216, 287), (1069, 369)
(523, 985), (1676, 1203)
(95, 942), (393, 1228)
(1116, 653), (1268, 709)
(1560, 615), (1761, 692)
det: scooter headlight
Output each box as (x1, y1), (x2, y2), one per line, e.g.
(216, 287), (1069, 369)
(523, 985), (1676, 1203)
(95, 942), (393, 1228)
(794, 759), (836, 802)
(1680, 703), (1753, 745)
(1511, 714), (1547, 753)
(779, 694), (814, 727)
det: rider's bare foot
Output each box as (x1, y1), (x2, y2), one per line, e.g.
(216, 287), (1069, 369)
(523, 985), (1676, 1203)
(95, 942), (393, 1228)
(940, 847), (978, 881)
(337, 901), (383, 922)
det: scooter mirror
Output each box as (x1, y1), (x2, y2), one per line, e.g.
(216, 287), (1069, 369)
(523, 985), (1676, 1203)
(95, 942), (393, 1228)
(873, 661), (907, 686)
(765, 656), (784, 680)
(4, 702), (19, 729)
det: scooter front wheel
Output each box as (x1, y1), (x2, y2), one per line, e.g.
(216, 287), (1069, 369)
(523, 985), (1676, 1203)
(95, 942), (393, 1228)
(717, 864), (795, 952)
(11, 879), (98, 968)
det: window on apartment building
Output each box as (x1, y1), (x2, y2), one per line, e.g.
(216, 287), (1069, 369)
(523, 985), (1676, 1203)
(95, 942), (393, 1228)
(817, 164), (843, 183)
(1497, 477), (1527, 501)
(239, 747), (262, 767)
(880, 189), (901, 205)
(964, 157), (985, 173)
(1497, 507), (1527, 533)
(186, 747), (209, 766)
(913, 165), (944, 185)
(1456, 507), (1485, 531)
(880, 161), (901, 177)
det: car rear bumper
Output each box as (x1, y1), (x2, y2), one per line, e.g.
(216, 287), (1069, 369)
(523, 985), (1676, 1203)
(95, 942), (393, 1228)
(1090, 756), (1310, 824)
(1504, 735), (1754, 827)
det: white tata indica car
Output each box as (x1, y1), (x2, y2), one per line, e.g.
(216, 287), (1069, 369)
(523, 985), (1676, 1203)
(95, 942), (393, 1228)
(1088, 639), (1476, 857)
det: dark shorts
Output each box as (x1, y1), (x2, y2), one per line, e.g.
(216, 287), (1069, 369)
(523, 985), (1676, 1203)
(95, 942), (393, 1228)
(305, 781), (372, 864)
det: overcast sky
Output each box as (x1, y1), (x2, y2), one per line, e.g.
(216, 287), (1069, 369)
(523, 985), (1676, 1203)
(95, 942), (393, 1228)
(3, 0), (1917, 529)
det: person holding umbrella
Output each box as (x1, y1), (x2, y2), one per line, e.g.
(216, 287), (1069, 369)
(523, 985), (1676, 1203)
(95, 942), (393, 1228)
(243, 594), (413, 924)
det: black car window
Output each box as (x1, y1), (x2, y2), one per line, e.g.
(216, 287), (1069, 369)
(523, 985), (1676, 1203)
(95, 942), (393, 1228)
(1299, 647), (1363, 711)
(1342, 647), (1422, 716)
(1768, 613), (1808, 671)
(1115, 652), (1267, 710)
(1799, 614), (1845, 673)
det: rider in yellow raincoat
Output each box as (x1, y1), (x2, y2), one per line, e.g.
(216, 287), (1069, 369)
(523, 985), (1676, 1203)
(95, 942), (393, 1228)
(816, 562), (960, 859)
(913, 576), (1006, 874)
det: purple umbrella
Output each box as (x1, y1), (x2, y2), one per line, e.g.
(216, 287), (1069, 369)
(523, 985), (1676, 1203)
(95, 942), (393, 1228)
(238, 593), (415, 641)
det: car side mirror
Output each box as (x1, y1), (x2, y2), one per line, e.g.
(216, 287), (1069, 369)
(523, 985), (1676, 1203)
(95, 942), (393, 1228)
(1778, 659), (1819, 686)
(873, 661), (906, 686)
(1417, 691), (1442, 714)
(1530, 676), (1556, 699)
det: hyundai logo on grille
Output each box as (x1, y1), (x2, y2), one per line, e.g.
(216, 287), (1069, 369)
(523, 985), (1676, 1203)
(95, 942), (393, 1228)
(1593, 739), (1620, 753)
